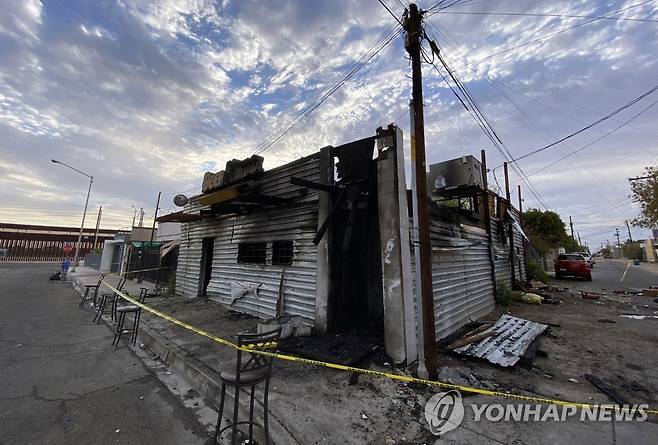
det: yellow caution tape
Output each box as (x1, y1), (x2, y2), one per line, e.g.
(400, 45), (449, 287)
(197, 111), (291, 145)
(100, 281), (658, 416)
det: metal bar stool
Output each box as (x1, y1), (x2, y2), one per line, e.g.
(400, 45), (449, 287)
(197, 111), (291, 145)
(93, 277), (126, 323)
(78, 274), (105, 308)
(213, 327), (282, 445)
(112, 288), (149, 349)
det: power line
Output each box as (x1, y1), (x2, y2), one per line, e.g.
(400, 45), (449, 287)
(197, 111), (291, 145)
(435, 10), (658, 24)
(441, 1), (655, 66)
(377, 0), (404, 26)
(523, 100), (658, 178)
(424, 19), (626, 197)
(507, 85), (658, 164)
(252, 24), (402, 155)
(423, 31), (551, 209)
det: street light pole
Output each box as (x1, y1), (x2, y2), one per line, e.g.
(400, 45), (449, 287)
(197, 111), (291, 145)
(51, 159), (93, 273)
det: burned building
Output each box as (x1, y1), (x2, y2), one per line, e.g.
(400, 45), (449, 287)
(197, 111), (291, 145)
(158, 125), (527, 364)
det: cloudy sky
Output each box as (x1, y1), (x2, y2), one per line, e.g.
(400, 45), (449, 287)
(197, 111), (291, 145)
(0, 0), (656, 248)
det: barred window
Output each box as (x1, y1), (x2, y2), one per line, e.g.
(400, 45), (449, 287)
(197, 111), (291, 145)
(272, 241), (294, 266)
(237, 242), (266, 264)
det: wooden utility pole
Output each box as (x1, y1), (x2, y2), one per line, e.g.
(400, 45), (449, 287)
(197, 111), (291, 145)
(626, 220), (633, 242)
(150, 192), (161, 244)
(404, 3), (437, 379)
(503, 162), (516, 287)
(93, 206), (102, 250)
(577, 232), (582, 247)
(569, 216), (575, 240)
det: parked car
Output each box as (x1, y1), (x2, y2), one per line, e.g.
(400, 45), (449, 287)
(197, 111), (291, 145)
(554, 253), (592, 281)
(579, 252), (595, 268)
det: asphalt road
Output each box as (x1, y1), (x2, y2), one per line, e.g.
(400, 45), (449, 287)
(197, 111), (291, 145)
(551, 258), (658, 292)
(0, 263), (208, 445)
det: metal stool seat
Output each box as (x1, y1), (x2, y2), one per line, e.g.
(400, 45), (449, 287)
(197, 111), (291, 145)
(220, 366), (269, 386)
(112, 291), (147, 350)
(214, 328), (281, 445)
(79, 274), (105, 308)
(94, 277), (126, 323)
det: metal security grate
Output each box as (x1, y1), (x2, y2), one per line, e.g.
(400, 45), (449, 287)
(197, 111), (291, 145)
(272, 240), (293, 266)
(237, 242), (267, 264)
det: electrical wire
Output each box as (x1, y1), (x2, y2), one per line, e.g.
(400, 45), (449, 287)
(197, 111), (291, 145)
(508, 85), (658, 164)
(422, 30), (552, 209)
(434, 10), (658, 24)
(377, 0), (405, 27)
(523, 100), (658, 178)
(442, 0), (655, 67)
(424, 20), (630, 197)
(253, 24), (403, 155)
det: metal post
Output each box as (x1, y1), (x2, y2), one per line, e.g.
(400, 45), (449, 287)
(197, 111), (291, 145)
(481, 150), (497, 299)
(517, 185), (523, 225)
(626, 220), (633, 242)
(93, 206), (102, 250)
(151, 192), (162, 286)
(404, 3), (437, 378)
(503, 162), (516, 288)
(518, 184), (528, 278)
(72, 176), (93, 272)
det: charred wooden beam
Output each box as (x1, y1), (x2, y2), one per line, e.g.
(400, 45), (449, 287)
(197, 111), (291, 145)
(290, 177), (335, 193)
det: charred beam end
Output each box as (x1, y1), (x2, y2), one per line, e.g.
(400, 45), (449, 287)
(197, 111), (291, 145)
(290, 177), (334, 193)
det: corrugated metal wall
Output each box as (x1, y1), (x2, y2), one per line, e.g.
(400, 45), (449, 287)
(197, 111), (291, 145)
(175, 154), (321, 324)
(411, 218), (496, 340)
(492, 217), (512, 288)
(429, 220), (495, 339)
(510, 208), (527, 282)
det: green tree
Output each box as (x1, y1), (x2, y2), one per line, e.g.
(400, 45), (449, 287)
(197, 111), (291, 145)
(523, 209), (584, 255)
(630, 166), (658, 228)
(622, 240), (641, 260)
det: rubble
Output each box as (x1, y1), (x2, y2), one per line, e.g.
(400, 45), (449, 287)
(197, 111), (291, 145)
(453, 315), (548, 367)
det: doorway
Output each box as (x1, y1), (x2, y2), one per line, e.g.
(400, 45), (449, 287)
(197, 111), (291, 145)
(328, 138), (383, 335)
(199, 237), (214, 296)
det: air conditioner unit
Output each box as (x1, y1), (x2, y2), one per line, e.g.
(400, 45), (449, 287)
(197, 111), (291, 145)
(428, 155), (483, 193)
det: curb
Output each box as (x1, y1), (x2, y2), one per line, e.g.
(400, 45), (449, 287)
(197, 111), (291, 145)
(68, 274), (299, 445)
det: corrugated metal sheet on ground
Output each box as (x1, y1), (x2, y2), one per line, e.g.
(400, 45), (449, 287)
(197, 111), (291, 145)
(454, 314), (547, 367)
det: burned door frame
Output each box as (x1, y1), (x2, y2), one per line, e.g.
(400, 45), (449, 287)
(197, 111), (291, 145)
(198, 237), (214, 296)
(327, 135), (383, 334)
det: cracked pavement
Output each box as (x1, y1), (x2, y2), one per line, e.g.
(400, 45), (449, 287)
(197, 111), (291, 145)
(0, 263), (208, 444)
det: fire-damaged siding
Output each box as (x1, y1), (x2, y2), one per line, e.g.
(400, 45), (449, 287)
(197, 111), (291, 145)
(412, 219), (496, 340)
(429, 221), (495, 340)
(492, 211), (526, 287)
(492, 218), (512, 288)
(175, 154), (321, 324)
(205, 204), (318, 322)
(176, 200), (204, 298)
(510, 208), (527, 282)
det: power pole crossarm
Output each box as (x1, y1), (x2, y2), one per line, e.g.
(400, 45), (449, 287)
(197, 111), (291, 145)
(404, 3), (438, 379)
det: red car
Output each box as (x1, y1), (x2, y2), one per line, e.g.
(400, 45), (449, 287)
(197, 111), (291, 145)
(554, 253), (592, 281)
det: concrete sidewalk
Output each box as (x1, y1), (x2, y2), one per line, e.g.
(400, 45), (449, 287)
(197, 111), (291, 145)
(66, 268), (658, 444)
(68, 266), (157, 299)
